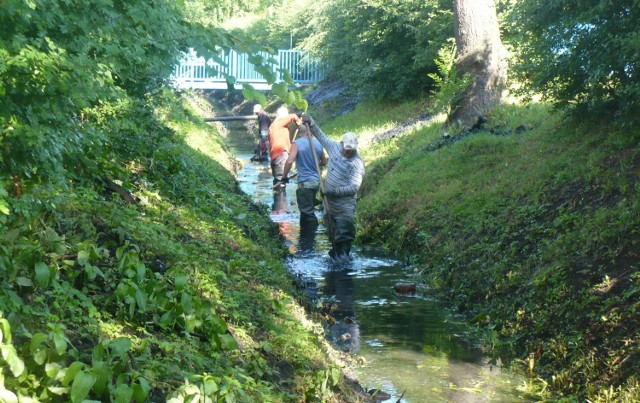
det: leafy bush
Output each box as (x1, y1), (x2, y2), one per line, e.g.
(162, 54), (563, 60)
(509, 0), (640, 122)
(310, 0), (453, 100)
(427, 41), (471, 116)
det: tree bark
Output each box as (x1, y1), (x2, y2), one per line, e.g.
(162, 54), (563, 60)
(449, 0), (508, 128)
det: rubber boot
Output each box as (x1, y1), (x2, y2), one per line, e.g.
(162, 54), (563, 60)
(328, 242), (340, 262)
(329, 242), (350, 263)
(342, 242), (352, 261)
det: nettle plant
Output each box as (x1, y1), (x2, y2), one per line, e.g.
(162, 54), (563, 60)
(0, 315), (149, 402)
(0, 234), (238, 401)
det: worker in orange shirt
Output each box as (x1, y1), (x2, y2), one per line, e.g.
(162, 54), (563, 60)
(268, 106), (301, 187)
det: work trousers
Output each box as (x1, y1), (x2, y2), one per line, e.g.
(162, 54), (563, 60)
(296, 180), (319, 225)
(271, 152), (288, 184)
(324, 214), (356, 244)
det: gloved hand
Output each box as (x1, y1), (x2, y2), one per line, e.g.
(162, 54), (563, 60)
(302, 114), (315, 127)
(282, 176), (290, 184)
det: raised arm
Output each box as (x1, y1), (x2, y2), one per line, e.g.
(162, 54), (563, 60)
(303, 115), (341, 157)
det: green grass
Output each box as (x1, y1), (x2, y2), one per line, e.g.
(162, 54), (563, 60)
(314, 98), (640, 401)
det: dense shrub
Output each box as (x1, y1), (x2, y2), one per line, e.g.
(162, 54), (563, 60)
(509, 0), (640, 122)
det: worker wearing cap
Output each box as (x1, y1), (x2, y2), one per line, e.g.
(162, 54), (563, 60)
(253, 104), (271, 161)
(302, 115), (365, 262)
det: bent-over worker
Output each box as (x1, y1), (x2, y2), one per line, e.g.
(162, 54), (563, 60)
(268, 106), (301, 186)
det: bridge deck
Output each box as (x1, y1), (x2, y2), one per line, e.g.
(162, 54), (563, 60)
(172, 49), (324, 90)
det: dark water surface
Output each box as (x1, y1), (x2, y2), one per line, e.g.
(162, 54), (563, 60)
(227, 126), (535, 402)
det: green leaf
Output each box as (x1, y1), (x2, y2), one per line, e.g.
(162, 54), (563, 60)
(92, 343), (105, 363)
(45, 362), (63, 379)
(135, 262), (145, 283)
(294, 99), (309, 113)
(70, 371), (96, 403)
(219, 334), (237, 351)
(34, 262), (51, 286)
(0, 319), (10, 344)
(272, 83), (288, 99)
(174, 272), (188, 291)
(0, 389), (18, 403)
(116, 282), (129, 299)
(0, 345), (25, 377)
(207, 315), (227, 334)
(281, 69), (293, 84)
(133, 377), (150, 403)
(203, 378), (218, 394)
(34, 345), (48, 365)
(134, 287), (147, 312)
(77, 250), (90, 266)
(241, 86), (258, 102)
(16, 277), (33, 287)
(108, 337), (131, 358)
(114, 383), (133, 403)
(90, 361), (111, 396)
(185, 315), (202, 332)
(62, 362), (85, 386)
(53, 331), (67, 355)
(284, 92), (296, 105)
(47, 386), (69, 396)
(0, 200), (10, 215)
(180, 292), (192, 313)
(30, 332), (49, 365)
(330, 366), (341, 386)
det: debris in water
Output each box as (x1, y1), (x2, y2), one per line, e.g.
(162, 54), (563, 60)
(394, 282), (416, 294)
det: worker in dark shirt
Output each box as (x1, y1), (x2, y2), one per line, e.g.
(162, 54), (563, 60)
(252, 104), (271, 162)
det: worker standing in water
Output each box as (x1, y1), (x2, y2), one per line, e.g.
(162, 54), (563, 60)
(268, 106), (301, 187)
(281, 122), (327, 226)
(302, 114), (364, 262)
(252, 104), (271, 162)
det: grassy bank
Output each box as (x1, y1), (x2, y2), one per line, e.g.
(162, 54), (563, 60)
(0, 89), (367, 402)
(312, 99), (640, 401)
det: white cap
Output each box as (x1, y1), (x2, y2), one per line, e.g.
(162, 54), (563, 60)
(253, 104), (262, 113)
(276, 106), (289, 118)
(341, 132), (358, 150)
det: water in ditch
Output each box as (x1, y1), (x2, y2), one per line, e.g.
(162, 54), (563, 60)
(226, 124), (537, 402)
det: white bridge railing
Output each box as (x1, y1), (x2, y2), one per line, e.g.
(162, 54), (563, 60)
(172, 49), (324, 90)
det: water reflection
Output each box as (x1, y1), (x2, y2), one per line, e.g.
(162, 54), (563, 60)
(324, 267), (361, 354)
(228, 134), (536, 402)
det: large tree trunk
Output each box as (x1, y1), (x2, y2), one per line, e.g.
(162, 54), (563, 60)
(448, 0), (508, 128)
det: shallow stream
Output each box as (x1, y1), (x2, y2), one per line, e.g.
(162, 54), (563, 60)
(226, 124), (535, 402)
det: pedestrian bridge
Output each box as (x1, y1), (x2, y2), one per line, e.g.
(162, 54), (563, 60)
(172, 49), (324, 90)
